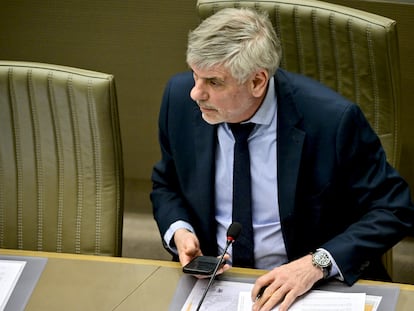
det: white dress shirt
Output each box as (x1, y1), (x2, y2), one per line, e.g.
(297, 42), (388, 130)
(214, 77), (287, 269)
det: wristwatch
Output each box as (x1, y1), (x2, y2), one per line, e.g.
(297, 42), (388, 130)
(311, 250), (332, 279)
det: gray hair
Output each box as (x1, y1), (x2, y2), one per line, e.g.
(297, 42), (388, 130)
(186, 7), (282, 83)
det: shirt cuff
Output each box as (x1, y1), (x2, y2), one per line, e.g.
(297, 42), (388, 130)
(318, 248), (344, 281)
(164, 220), (195, 254)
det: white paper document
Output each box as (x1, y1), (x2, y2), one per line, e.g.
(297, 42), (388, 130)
(181, 280), (250, 311)
(0, 260), (26, 311)
(181, 279), (382, 311)
(239, 290), (366, 310)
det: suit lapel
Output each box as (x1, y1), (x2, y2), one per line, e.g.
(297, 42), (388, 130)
(193, 106), (217, 244)
(275, 72), (305, 225)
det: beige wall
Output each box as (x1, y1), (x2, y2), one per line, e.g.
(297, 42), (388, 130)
(0, 0), (199, 181)
(1, 0), (414, 202)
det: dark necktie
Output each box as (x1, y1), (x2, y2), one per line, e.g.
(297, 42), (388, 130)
(229, 122), (255, 268)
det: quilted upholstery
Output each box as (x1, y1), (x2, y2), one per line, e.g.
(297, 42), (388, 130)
(0, 61), (124, 256)
(196, 0), (402, 277)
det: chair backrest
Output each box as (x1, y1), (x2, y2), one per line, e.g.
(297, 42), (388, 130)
(0, 61), (124, 256)
(197, 0), (402, 170)
(196, 0), (402, 277)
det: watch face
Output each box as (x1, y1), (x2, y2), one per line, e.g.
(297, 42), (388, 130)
(314, 251), (331, 267)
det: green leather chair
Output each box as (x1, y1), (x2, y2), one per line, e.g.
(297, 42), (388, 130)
(196, 0), (402, 278)
(0, 61), (124, 256)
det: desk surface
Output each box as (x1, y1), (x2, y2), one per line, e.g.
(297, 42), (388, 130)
(1, 249), (414, 311)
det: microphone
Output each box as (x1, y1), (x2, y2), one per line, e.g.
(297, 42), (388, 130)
(195, 222), (242, 311)
(226, 221), (242, 243)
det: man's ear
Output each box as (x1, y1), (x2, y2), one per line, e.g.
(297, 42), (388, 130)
(250, 69), (269, 98)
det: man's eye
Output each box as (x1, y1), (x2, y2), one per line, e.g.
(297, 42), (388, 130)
(209, 80), (221, 86)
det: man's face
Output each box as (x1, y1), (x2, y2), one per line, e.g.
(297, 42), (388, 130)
(189, 65), (263, 124)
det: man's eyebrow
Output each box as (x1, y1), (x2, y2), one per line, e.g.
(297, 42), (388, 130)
(192, 71), (225, 83)
(205, 76), (225, 83)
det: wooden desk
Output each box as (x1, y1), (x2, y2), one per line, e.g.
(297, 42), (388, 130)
(1, 249), (413, 310)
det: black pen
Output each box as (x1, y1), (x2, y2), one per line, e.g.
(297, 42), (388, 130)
(255, 285), (268, 301)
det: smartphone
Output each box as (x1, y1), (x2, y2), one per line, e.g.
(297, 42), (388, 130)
(182, 256), (224, 276)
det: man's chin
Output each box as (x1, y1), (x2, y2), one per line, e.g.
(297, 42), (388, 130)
(201, 113), (222, 125)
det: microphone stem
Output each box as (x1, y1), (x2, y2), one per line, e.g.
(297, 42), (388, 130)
(195, 240), (232, 311)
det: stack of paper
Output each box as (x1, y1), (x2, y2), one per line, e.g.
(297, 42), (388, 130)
(181, 279), (382, 311)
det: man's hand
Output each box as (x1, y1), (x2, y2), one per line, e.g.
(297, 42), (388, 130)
(174, 228), (203, 267)
(251, 254), (323, 311)
(174, 228), (231, 277)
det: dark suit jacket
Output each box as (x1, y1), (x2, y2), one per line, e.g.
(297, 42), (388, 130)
(151, 69), (414, 285)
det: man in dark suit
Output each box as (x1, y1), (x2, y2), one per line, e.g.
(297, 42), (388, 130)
(150, 7), (414, 311)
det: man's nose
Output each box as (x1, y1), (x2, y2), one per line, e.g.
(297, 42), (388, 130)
(190, 82), (208, 101)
